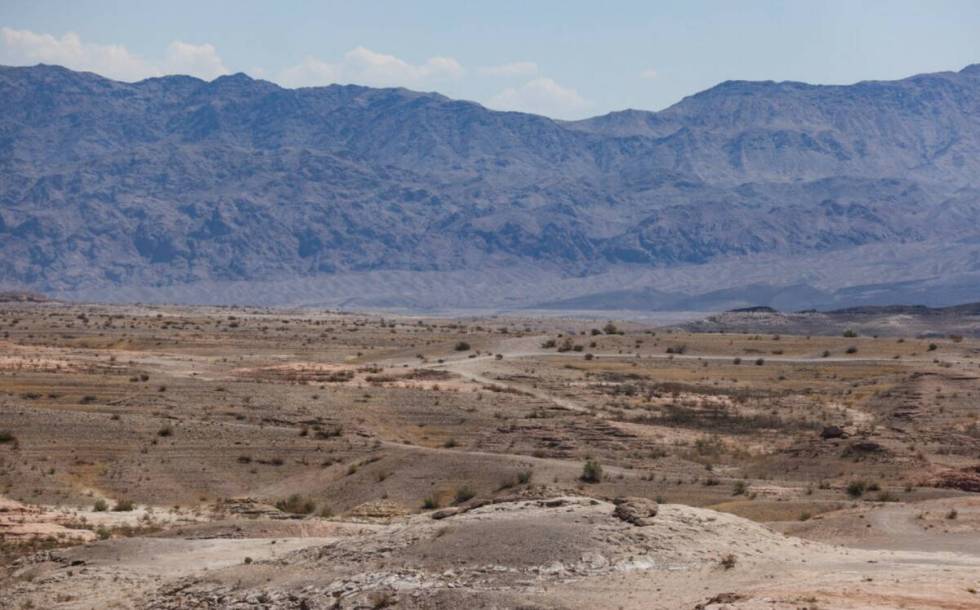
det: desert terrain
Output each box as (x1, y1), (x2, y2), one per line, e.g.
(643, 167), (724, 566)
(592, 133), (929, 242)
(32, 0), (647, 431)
(1, 300), (979, 609)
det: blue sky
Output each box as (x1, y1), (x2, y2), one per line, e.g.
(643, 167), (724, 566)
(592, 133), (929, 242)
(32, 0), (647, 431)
(2, 0), (979, 119)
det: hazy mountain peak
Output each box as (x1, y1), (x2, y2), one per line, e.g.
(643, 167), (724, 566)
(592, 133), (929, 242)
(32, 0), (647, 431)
(1, 63), (979, 309)
(960, 63), (980, 76)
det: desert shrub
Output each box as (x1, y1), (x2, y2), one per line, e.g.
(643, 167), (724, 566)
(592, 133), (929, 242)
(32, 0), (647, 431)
(157, 425), (173, 437)
(928, 343), (938, 351)
(732, 357), (741, 365)
(275, 494), (316, 515)
(454, 485), (476, 504)
(843, 329), (858, 338)
(581, 459), (603, 483)
(113, 499), (135, 512)
(755, 358), (765, 366)
(0, 430), (16, 444)
(732, 480), (748, 496)
(946, 509), (958, 520)
(454, 341), (471, 351)
(517, 470), (533, 485)
(846, 480), (866, 498)
(541, 338), (557, 349)
(845, 346), (858, 354)
(93, 499), (108, 512)
(719, 553), (737, 570)
(876, 491), (898, 502)
(422, 496), (438, 509)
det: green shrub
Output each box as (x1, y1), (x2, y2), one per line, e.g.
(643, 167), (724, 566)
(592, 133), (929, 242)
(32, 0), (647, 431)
(581, 459), (603, 483)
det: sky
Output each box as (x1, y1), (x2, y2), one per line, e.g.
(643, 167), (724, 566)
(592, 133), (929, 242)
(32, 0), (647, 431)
(1, 0), (979, 119)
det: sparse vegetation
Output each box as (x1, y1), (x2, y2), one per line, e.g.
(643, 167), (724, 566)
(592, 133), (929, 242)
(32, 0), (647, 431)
(846, 481), (867, 498)
(113, 499), (135, 512)
(1, 303), (978, 606)
(454, 485), (476, 504)
(581, 459), (603, 483)
(275, 494), (316, 515)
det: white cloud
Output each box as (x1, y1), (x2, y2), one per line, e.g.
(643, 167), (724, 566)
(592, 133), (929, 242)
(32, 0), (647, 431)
(278, 46), (464, 88)
(0, 27), (229, 81)
(486, 77), (591, 119)
(640, 68), (658, 79)
(1, 27), (154, 81)
(278, 56), (339, 87)
(163, 41), (229, 80)
(479, 61), (538, 77)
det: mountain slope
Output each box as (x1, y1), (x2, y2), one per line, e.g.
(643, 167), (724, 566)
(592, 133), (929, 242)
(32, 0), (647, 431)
(1, 63), (979, 308)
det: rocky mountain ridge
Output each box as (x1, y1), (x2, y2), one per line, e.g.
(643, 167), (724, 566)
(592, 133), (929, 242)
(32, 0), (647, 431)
(2, 63), (979, 309)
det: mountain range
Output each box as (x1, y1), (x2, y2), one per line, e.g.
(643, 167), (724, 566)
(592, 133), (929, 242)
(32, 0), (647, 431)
(2, 63), (980, 311)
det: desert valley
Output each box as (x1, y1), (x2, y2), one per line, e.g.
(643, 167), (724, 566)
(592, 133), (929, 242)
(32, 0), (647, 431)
(1, 298), (979, 608)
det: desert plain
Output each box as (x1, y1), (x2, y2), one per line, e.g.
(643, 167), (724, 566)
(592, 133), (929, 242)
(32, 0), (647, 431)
(1, 301), (979, 609)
